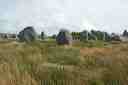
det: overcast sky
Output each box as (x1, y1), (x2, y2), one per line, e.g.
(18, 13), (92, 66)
(0, 0), (128, 35)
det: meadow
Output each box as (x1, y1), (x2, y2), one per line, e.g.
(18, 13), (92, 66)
(0, 40), (128, 85)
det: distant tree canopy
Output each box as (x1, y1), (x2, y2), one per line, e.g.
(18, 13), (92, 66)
(71, 32), (81, 40)
(51, 34), (57, 39)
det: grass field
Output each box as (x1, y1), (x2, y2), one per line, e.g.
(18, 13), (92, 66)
(0, 40), (128, 85)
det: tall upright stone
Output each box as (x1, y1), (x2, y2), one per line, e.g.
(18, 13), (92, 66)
(80, 30), (89, 41)
(41, 32), (45, 40)
(56, 29), (72, 45)
(18, 26), (37, 42)
(123, 30), (128, 37)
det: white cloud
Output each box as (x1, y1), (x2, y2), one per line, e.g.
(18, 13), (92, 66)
(1, 0), (128, 34)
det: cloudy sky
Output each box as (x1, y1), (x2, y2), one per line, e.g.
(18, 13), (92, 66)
(0, 0), (128, 35)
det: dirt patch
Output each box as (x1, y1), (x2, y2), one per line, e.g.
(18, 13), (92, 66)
(80, 47), (113, 56)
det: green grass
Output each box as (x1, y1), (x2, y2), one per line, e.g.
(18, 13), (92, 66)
(73, 40), (109, 48)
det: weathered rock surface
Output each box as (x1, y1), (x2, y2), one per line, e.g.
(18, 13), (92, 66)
(56, 29), (72, 45)
(18, 26), (37, 42)
(111, 33), (121, 41)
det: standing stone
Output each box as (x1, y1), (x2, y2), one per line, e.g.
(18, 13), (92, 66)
(41, 32), (45, 40)
(56, 29), (72, 45)
(18, 26), (37, 42)
(111, 33), (121, 41)
(80, 30), (89, 41)
(123, 30), (128, 37)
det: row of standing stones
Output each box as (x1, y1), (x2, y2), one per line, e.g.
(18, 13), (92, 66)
(18, 26), (128, 45)
(18, 26), (72, 45)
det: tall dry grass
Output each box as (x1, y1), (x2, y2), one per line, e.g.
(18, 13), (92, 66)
(0, 40), (128, 85)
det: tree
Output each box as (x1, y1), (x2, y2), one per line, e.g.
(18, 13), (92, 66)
(51, 34), (57, 39)
(71, 32), (80, 40)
